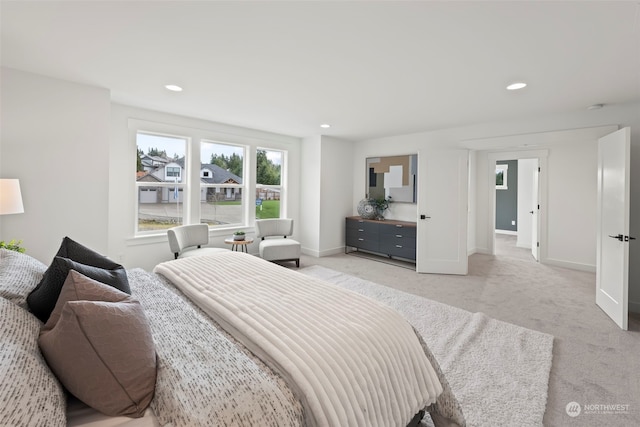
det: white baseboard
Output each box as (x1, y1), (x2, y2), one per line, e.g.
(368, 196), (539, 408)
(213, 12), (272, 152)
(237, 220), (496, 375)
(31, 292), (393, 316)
(301, 246), (344, 258)
(319, 247), (346, 257)
(301, 247), (320, 257)
(542, 257), (596, 273)
(471, 247), (492, 255)
(495, 229), (517, 235)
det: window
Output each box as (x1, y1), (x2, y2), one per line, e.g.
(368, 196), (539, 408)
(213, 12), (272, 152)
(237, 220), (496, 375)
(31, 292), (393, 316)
(256, 149), (283, 219)
(133, 121), (289, 236)
(496, 164), (508, 190)
(200, 141), (245, 227)
(136, 133), (187, 232)
(166, 167), (181, 178)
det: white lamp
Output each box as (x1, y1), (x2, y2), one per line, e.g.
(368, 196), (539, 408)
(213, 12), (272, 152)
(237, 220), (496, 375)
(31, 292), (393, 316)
(0, 179), (24, 215)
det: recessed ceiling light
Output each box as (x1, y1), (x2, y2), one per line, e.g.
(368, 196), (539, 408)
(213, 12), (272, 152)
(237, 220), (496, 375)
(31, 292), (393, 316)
(320, 124), (331, 129)
(587, 103), (604, 110)
(506, 82), (527, 90)
(165, 84), (183, 92)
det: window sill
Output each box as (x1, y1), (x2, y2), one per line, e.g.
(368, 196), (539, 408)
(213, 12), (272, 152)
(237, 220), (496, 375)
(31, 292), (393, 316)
(127, 226), (255, 247)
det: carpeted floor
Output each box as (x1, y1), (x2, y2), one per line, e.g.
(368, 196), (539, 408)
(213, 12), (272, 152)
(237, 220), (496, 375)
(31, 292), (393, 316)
(300, 265), (553, 427)
(294, 238), (640, 427)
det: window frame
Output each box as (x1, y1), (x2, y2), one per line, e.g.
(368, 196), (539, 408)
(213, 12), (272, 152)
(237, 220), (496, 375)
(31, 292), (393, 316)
(199, 140), (247, 229)
(255, 147), (285, 220)
(131, 120), (290, 238)
(135, 131), (188, 235)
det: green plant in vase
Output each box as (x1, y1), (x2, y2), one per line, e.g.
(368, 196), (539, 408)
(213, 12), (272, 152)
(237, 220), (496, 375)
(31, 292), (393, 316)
(233, 230), (246, 241)
(373, 196), (392, 220)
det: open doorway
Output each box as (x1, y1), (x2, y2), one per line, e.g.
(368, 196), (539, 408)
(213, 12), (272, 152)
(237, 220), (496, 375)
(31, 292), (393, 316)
(494, 159), (538, 262)
(487, 150), (548, 262)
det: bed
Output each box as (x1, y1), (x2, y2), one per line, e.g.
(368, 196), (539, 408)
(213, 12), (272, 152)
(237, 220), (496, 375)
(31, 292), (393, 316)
(0, 241), (465, 427)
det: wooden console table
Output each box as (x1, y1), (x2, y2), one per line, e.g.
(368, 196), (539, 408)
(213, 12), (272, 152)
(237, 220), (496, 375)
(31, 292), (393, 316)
(345, 216), (416, 262)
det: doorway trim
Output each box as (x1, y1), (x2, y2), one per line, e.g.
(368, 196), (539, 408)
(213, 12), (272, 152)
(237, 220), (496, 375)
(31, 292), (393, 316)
(487, 150), (549, 259)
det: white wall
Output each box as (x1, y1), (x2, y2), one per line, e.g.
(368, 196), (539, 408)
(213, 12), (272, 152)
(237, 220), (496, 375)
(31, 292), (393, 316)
(300, 135), (353, 257)
(300, 136), (321, 255)
(318, 136), (354, 256)
(467, 150), (477, 254)
(109, 104), (302, 270)
(0, 68), (111, 263)
(547, 140), (598, 267)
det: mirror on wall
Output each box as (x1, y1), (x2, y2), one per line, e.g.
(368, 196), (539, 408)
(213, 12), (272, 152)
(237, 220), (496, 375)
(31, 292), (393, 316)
(366, 154), (417, 203)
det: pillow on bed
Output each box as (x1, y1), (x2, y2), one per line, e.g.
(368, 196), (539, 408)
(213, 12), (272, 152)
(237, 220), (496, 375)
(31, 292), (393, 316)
(39, 270), (156, 418)
(27, 237), (130, 322)
(0, 248), (47, 308)
(0, 298), (66, 426)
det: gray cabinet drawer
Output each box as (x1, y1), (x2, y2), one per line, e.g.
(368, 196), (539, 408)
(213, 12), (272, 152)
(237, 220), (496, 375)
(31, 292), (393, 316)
(346, 229), (379, 252)
(379, 223), (416, 238)
(346, 218), (379, 234)
(379, 237), (416, 260)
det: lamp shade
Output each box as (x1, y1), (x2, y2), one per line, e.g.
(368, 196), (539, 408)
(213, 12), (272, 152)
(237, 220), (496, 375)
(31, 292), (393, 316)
(0, 179), (24, 215)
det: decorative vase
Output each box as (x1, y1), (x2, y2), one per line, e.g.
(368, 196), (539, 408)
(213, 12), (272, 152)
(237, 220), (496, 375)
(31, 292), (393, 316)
(357, 198), (378, 219)
(233, 234), (245, 241)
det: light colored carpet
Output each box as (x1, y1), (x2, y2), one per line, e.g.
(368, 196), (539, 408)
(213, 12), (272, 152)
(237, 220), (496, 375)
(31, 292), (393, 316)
(294, 248), (640, 426)
(300, 265), (554, 427)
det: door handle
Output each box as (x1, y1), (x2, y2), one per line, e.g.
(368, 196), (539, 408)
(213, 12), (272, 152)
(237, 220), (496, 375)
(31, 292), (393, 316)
(529, 211), (534, 214)
(420, 214), (431, 220)
(625, 236), (636, 242)
(609, 234), (624, 241)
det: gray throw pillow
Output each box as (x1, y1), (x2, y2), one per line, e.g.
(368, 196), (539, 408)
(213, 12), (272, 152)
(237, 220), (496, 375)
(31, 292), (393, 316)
(27, 237), (130, 322)
(39, 270), (156, 418)
(0, 298), (66, 426)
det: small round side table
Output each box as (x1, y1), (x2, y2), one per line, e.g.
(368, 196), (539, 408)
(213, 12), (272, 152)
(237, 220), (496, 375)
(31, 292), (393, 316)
(224, 237), (254, 253)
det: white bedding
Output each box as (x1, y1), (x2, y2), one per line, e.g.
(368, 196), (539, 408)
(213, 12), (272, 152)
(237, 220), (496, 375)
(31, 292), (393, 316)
(154, 251), (443, 427)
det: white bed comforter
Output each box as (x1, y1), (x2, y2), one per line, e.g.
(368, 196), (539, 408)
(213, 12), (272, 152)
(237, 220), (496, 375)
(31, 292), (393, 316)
(154, 251), (443, 427)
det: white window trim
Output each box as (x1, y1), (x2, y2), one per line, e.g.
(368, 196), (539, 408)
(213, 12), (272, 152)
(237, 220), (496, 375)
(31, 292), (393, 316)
(255, 147), (286, 219)
(130, 119), (291, 240)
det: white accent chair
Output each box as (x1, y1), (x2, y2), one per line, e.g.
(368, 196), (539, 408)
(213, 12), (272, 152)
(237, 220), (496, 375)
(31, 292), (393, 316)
(255, 219), (301, 267)
(167, 224), (228, 259)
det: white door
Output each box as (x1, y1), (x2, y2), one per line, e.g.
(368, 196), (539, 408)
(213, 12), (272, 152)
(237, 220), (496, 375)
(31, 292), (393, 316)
(416, 149), (468, 275)
(596, 127), (631, 330)
(531, 164), (539, 261)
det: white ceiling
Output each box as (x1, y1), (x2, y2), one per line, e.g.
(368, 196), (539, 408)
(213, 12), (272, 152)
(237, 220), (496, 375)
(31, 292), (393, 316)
(2, 1), (639, 141)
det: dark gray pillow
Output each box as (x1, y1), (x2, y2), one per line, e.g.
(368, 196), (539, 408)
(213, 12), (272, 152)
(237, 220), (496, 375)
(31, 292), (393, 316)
(54, 236), (118, 269)
(27, 237), (130, 322)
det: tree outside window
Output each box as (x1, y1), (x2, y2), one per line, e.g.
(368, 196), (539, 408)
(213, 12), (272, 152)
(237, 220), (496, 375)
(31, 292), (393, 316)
(256, 149), (283, 219)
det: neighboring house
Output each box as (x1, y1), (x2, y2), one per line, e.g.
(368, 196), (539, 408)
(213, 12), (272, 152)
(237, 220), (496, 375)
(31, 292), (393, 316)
(200, 164), (242, 202)
(137, 159), (242, 203)
(257, 188), (280, 201)
(140, 154), (170, 172)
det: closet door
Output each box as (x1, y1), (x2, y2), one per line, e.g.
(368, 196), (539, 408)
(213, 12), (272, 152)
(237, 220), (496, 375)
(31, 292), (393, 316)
(416, 149), (468, 275)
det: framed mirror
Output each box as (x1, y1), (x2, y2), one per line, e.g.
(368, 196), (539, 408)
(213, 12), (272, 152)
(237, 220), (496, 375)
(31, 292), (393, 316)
(366, 154), (417, 203)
